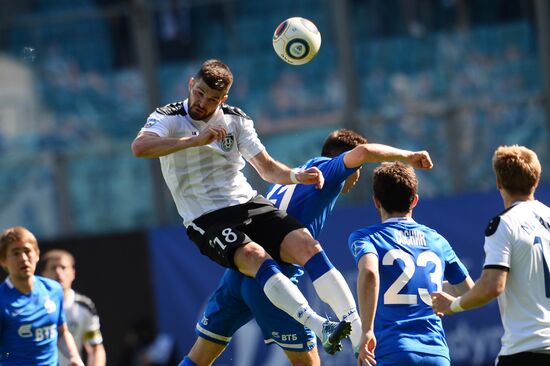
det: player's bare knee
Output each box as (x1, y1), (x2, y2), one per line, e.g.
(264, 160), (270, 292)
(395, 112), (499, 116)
(234, 242), (270, 275)
(281, 229), (322, 265)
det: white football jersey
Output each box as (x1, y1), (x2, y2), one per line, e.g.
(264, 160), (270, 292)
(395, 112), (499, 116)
(141, 99), (264, 226)
(59, 289), (103, 366)
(483, 200), (550, 356)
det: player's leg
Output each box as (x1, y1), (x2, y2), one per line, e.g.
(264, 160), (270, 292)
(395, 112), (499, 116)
(182, 270), (253, 366)
(187, 198), (346, 354)
(279, 228), (362, 352)
(181, 338), (225, 366)
(284, 349), (321, 366)
(242, 275), (321, 366)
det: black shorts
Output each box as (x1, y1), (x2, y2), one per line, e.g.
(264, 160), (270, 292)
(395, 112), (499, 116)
(186, 195), (304, 269)
(497, 352), (550, 366)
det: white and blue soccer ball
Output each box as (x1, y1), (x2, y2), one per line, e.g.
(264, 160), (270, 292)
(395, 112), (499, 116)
(272, 17), (321, 65)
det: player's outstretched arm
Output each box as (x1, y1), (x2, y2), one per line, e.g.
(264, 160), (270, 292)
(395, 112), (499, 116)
(432, 268), (507, 316)
(131, 126), (227, 158)
(249, 150), (324, 189)
(442, 276), (475, 297)
(58, 324), (85, 366)
(343, 143), (433, 170)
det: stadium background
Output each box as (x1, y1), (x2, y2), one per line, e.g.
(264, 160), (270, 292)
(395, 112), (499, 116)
(1, 0), (550, 365)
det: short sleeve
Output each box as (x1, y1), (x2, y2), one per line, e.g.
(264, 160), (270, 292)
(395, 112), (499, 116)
(236, 117), (265, 160)
(348, 230), (378, 267)
(317, 153), (358, 187)
(140, 111), (176, 137)
(483, 217), (513, 269)
(441, 240), (469, 285)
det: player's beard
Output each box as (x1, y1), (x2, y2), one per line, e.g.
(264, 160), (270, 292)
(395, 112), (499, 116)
(188, 103), (213, 121)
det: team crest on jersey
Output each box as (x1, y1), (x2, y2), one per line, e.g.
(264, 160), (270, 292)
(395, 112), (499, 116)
(44, 297), (57, 314)
(219, 133), (235, 152)
(144, 119), (158, 128)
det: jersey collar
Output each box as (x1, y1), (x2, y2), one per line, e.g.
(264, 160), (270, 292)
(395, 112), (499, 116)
(383, 217), (416, 224)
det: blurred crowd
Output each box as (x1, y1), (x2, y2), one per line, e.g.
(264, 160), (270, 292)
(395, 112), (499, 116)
(0, 0), (546, 237)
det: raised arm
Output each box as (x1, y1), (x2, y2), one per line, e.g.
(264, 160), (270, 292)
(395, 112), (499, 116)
(131, 125), (228, 158)
(248, 150), (324, 189)
(356, 253), (378, 366)
(58, 324), (85, 366)
(343, 144), (433, 170)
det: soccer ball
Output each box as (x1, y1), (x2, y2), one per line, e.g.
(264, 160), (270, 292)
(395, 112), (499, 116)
(272, 17), (321, 65)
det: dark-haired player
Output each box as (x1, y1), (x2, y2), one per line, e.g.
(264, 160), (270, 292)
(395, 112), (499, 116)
(349, 162), (473, 365)
(133, 59), (361, 357)
(180, 129), (433, 366)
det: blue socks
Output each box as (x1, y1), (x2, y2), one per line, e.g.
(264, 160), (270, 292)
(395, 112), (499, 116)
(255, 259), (282, 288)
(178, 356), (198, 366)
(304, 251), (334, 281)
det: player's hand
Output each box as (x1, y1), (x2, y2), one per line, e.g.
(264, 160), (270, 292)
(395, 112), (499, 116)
(194, 125), (227, 146)
(407, 151), (433, 170)
(296, 166), (324, 189)
(357, 330), (377, 366)
(431, 291), (455, 317)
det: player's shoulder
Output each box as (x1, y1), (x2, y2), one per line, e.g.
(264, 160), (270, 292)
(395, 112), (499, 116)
(73, 292), (99, 315)
(349, 224), (385, 240)
(155, 101), (187, 117)
(484, 205), (520, 236)
(221, 103), (251, 120)
(304, 156), (331, 169)
(36, 275), (63, 292)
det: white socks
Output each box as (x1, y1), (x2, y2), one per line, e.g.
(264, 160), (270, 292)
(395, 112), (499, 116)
(312, 268), (362, 348)
(262, 272), (326, 338)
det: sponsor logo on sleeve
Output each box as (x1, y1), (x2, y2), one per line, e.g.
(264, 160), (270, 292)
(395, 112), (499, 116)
(144, 119), (159, 128)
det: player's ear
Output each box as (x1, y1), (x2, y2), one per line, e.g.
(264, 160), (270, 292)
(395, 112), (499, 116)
(373, 195), (381, 209)
(411, 194), (419, 209)
(221, 94), (229, 104)
(188, 77), (194, 91)
(495, 177), (502, 190)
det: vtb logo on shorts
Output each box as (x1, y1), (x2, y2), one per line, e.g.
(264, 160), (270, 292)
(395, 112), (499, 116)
(219, 133), (234, 152)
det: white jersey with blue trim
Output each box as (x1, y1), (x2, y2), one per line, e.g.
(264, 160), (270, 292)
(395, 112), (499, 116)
(348, 217), (469, 359)
(141, 99), (265, 226)
(0, 276), (66, 365)
(483, 200), (550, 356)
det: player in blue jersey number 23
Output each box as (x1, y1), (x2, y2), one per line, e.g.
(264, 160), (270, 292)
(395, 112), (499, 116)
(349, 162), (474, 365)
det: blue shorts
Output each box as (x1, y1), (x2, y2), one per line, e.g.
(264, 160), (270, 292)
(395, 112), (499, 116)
(195, 269), (316, 352)
(377, 351), (450, 366)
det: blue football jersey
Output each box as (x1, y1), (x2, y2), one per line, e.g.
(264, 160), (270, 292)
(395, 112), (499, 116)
(348, 218), (469, 360)
(266, 153), (357, 239)
(0, 276), (66, 365)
